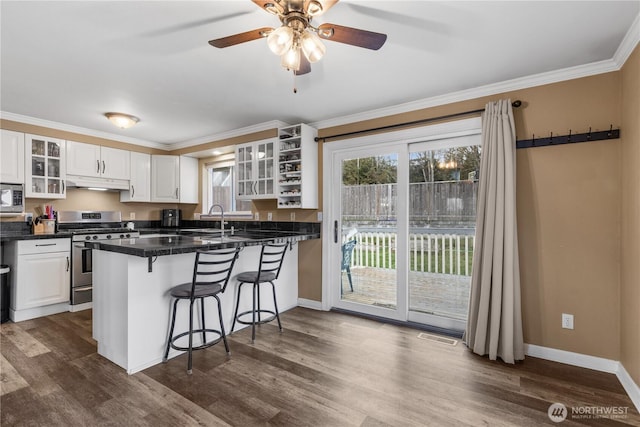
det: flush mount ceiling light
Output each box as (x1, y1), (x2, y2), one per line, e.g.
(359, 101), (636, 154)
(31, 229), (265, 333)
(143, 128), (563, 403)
(105, 112), (139, 129)
(208, 0), (386, 76)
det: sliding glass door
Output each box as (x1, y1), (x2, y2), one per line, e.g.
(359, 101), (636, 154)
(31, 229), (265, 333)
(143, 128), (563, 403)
(330, 145), (407, 320)
(407, 136), (480, 330)
(324, 120), (480, 331)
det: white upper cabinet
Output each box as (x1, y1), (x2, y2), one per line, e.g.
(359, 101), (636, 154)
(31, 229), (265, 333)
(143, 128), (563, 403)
(100, 147), (130, 180)
(235, 138), (277, 200)
(25, 134), (66, 199)
(151, 155), (198, 203)
(179, 156), (198, 204)
(67, 141), (130, 180)
(0, 129), (25, 184)
(120, 151), (151, 202)
(151, 155), (180, 202)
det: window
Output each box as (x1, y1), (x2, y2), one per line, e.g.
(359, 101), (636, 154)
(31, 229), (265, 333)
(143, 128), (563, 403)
(204, 162), (252, 216)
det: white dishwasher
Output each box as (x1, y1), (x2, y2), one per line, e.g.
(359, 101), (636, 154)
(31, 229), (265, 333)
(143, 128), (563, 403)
(4, 238), (71, 322)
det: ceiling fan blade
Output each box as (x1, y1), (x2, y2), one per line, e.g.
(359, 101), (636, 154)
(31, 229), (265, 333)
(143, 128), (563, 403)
(295, 55), (312, 75)
(318, 23), (387, 50)
(208, 27), (273, 48)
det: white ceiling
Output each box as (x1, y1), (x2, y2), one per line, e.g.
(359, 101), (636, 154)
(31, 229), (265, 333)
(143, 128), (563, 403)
(1, 1), (638, 149)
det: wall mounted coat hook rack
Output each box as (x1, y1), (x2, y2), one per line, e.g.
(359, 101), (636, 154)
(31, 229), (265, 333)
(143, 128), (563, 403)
(516, 127), (620, 149)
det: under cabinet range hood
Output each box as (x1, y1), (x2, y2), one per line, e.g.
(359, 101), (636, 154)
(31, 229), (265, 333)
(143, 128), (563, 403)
(65, 175), (129, 191)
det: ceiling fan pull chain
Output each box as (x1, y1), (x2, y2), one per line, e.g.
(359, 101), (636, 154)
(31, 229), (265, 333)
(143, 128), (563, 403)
(293, 70), (297, 94)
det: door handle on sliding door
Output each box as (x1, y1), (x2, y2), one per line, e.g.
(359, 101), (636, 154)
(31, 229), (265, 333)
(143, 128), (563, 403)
(334, 220), (338, 243)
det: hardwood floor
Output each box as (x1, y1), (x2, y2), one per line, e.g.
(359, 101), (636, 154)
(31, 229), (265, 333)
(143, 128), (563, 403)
(1, 307), (638, 426)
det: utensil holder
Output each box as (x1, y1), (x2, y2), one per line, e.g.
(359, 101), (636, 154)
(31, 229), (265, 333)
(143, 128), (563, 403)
(34, 219), (55, 234)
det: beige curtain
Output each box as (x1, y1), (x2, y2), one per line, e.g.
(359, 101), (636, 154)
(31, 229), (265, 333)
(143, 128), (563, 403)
(464, 99), (524, 364)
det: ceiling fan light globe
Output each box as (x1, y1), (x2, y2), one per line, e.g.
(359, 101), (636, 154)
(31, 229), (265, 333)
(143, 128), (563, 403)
(281, 48), (301, 71)
(301, 31), (325, 62)
(267, 26), (294, 56)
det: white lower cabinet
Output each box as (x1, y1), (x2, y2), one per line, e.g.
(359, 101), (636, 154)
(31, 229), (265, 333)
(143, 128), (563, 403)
(5, 238), (71, 322)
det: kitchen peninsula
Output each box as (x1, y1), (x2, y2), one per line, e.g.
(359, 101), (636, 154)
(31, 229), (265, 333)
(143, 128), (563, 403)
(86, 227), (318, 374)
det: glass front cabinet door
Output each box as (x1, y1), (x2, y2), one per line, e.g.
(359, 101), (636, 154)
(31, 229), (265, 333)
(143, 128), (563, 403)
(25, 134), (66, 199)
(235, 139), (276, 200)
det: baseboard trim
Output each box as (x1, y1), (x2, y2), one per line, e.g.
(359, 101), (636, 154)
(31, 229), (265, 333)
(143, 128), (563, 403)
(525, 343), (640, 412)
(525, 343), (619, 373)
(297, 298), (323, 310)
(616, 363), (640, 412)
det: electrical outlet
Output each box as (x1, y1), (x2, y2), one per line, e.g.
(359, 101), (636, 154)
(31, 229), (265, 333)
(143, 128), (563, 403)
(267, 212), (273, 221)
(25, 213), (33, 224)
(129, 212), (136, 220)
(254, 212), (260, 221)
(317, 211), (323, 221)
(290, 212), (296, 221)
(562, 313), (574, 330)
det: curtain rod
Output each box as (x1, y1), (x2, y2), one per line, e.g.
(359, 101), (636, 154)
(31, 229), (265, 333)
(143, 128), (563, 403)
(314, 100), (522, 143)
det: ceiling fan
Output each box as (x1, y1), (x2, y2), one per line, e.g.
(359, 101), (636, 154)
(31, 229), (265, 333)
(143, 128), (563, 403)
(208, 0), (387, 76)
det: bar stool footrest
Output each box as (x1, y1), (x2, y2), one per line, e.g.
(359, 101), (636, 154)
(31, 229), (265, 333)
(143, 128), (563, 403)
(236, 309), (277, 326)
(168, 328), (224, 352)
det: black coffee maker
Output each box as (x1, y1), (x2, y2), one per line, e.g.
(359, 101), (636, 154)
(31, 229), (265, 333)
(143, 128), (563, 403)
(161, 209), (181, 228)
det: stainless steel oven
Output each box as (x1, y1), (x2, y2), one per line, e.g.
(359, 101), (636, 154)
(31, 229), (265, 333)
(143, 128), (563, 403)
(72, 237), (93, 305)
(58, 211), (139, 308)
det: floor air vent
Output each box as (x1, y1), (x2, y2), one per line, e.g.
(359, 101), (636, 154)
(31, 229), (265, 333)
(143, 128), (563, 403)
(417, 333), (458, 346)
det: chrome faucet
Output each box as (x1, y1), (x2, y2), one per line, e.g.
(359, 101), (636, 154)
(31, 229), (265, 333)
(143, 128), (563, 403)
(208, 204), (225, 236)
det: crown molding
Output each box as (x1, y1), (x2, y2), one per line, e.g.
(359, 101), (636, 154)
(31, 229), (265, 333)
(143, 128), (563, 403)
(169, 120), (289, 150)
(0, 111), (289, 151)
(0, 111), (167, 150)
(614, 12), (640, 68)
(310, 58), (622, 131)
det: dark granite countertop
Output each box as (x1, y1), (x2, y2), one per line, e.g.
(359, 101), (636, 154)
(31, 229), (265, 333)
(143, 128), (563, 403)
(0, 220), (320, 244)
(84, 229), (318, 258)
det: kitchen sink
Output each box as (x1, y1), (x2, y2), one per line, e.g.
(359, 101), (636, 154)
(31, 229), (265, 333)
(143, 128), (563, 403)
(178, 228), (223, 235)
(196, 235), (251, 244)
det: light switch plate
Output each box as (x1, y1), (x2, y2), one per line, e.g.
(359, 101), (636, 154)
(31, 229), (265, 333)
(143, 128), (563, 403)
(317, 212), (323, 221)
(254, 212), (260, 220)
(267, 212), (273, 221)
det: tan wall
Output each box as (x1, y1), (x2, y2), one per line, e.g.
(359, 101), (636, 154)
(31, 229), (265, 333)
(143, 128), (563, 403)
(620, 45), (640, 384)
(317, 71), (623, 360)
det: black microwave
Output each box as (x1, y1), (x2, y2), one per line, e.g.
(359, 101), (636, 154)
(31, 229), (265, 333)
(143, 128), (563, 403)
(0, 183), (24, 215)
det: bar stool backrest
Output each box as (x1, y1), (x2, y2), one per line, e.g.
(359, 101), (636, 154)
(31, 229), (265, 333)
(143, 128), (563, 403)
(191, 247), (240, 297)
(257, 243), (289, 280)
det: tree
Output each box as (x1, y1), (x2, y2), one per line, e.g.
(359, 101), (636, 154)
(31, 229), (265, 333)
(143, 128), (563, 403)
(409, 146), (481, 182)
(342, 156), (397, 185)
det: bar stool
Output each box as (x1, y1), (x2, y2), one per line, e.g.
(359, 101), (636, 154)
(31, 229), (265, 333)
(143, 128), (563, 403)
(231, 242), (289, 343)
(163, 247), (240, 374)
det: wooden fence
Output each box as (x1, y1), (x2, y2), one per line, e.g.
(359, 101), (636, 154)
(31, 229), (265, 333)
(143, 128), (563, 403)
(341, 181), (478, 226)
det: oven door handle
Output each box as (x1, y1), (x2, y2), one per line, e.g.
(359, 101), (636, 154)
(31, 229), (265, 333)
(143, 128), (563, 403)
(74, 286), (92, 292)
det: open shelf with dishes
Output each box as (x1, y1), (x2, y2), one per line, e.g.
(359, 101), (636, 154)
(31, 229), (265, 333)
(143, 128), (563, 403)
(277, 124), (317, 209)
